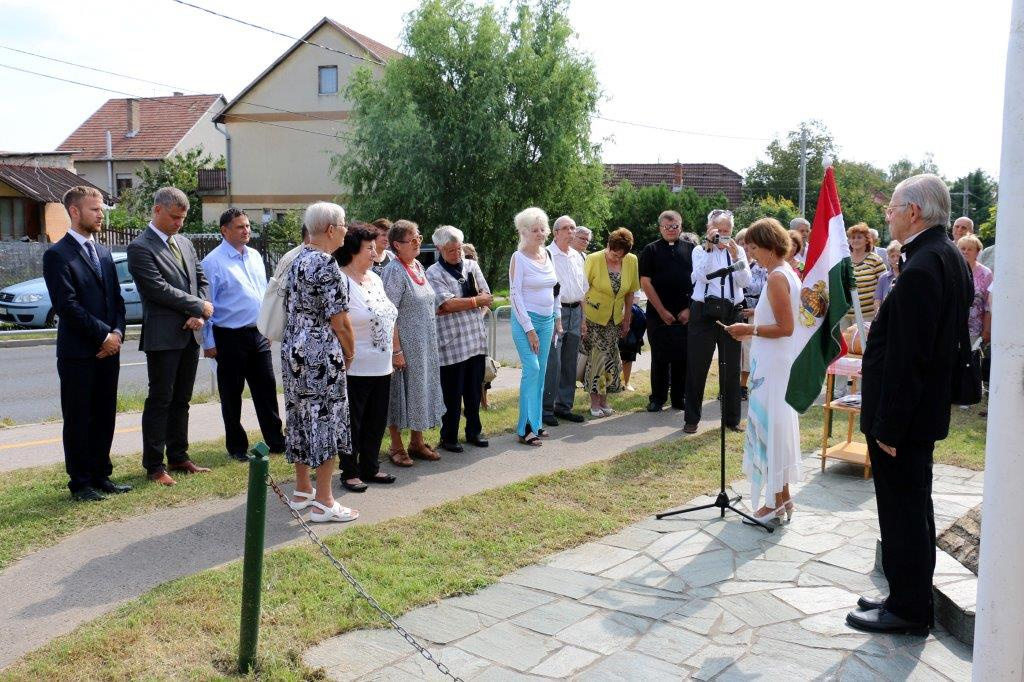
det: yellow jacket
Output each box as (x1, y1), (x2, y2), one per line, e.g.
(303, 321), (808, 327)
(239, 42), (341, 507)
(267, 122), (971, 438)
(583, 251), (640, 325)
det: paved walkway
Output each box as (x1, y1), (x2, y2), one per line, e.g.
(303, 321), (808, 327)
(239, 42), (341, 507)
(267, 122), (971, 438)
(305, 458), (982, 681)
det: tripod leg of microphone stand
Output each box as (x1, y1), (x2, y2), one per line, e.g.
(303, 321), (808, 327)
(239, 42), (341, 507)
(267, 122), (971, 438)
(656, 500), (718, 519)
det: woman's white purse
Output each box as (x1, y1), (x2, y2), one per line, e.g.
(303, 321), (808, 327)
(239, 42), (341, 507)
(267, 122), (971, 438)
(257, 275), (287, 342)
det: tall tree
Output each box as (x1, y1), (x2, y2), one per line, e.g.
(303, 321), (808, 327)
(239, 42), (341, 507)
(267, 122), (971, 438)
(887, 154), (941, 184)
(606, 181), (726, 248)
(744, 120), (837, 212)
(833, 160), (889, 240)
(334, 0), (607, 282)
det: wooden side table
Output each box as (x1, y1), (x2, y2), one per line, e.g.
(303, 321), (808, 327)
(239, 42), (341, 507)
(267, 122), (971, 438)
(820, 356), (871, 478)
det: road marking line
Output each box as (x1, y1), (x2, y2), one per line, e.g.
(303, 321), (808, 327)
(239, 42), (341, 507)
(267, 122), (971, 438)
(0, 426), (141, 451)
(120, 361), (147, 367)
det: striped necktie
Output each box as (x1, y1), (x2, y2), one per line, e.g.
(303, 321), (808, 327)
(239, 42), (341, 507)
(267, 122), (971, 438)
(83, 240), (102, 275)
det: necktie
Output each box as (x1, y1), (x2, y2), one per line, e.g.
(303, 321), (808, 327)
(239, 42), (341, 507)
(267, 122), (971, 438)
(83, 240), (101, 275)
(167, 237), (185, 270)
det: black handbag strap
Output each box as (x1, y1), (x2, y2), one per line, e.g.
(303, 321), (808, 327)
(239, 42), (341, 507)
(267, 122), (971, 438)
(703, 251), (735, 301)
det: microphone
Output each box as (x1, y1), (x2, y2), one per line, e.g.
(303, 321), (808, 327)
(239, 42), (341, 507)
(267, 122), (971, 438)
(706, 261), (747, 280)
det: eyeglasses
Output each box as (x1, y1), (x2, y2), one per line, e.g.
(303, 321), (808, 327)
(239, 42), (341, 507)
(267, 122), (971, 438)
(884, 202), (909, 214)
(708, 209), (733, 220)
(397, 235), (423, 244)
(661, 224), (681, 230)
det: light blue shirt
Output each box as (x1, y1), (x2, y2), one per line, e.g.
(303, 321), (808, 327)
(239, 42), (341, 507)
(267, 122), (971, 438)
(200, 240), (268, 349)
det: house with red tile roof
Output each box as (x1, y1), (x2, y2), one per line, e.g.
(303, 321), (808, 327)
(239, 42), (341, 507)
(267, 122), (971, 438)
(0, 163), (110, 242)
(605, 162), (743, 208)
(201, 18), (401, 224)
(57, 93), (226, 199)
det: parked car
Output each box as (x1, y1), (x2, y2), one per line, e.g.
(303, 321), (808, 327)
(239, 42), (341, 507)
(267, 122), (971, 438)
(0, 252), (142, 328)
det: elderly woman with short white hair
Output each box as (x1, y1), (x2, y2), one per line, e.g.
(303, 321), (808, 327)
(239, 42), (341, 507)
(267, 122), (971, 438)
(282, 201), (358, 523)
(509, 208), (562, 446)
(425, 225), (495, 452)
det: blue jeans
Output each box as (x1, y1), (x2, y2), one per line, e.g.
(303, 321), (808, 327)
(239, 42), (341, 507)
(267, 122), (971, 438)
(511, 311), (555, 437)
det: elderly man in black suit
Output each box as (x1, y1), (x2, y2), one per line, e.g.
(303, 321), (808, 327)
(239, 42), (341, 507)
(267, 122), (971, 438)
(127, 187), (213, 486)
(847, 174), (973, 636)
(42, 186), (129, 501)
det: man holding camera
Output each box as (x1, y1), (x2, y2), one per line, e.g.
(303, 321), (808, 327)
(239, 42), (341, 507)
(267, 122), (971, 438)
(683, 209), (751, 434)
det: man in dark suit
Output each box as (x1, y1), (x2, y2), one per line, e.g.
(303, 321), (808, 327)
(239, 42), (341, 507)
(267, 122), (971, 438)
(42, 186), (130, 501)
(127, 187), (213, 485)
(639, 210), (695, 413)
(848, 174), (972, 636)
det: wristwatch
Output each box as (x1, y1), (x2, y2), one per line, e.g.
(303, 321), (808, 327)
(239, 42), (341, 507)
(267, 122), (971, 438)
(753, 324), (759, 337)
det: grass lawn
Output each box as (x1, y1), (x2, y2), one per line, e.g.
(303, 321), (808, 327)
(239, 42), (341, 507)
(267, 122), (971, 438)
(0, 374), (659, 572)
(4, 422), (745, 681)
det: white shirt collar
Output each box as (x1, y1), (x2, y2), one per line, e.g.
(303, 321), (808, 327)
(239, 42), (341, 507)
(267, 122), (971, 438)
(68, 229), (93, 246)
(148, 222), (170, 245)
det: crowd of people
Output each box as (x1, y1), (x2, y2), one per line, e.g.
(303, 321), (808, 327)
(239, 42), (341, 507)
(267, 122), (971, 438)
(43, 176), (984, 639)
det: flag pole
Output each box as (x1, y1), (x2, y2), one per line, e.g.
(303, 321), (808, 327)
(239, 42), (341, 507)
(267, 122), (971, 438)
(973, 0), (1024, 676)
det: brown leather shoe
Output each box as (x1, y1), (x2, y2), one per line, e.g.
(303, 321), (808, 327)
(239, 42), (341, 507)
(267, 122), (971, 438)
(408, 445), (441, 461)
(389, 448), (414, 467)
(169, 460), (212, 474)
(148, 470), (177, 486)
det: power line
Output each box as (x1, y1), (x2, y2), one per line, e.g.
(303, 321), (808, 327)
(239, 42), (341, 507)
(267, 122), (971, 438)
(0, 43), (352, 127)
(0, 63), (352, 142)
(594, 115), (771, 142)
(168, 0), (375, 64)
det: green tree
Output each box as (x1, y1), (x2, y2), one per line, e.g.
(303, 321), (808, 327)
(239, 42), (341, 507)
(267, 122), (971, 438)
(978, 204), (997, 244)
(119, 147), (224, 233)
(948, 169), (997, 226)
(605, 181), (726, 248)
(833, 160), (889, 241)
(733, 195), (799, 232)
(887, 154), (941, 184)
(334, 0), (607, 283)
(744, 120), (837, 210)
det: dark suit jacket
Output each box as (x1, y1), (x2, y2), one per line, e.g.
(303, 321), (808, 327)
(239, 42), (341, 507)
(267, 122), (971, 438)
(860, 225), (972, 446)
(126, 227), (210, 352)
(42, 233), (126, 360)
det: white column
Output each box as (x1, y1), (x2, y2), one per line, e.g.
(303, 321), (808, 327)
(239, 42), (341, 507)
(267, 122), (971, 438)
(973, 1), (1024, 678)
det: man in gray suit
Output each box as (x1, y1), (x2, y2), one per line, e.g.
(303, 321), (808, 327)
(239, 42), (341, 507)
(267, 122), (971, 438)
(127, 187), (213, 485)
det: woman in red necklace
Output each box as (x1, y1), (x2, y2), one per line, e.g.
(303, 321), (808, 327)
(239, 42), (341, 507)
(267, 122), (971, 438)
(380, 220), (446, 466)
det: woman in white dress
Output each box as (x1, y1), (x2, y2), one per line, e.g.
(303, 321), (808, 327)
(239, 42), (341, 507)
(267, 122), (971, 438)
(725, 218), (802, 523)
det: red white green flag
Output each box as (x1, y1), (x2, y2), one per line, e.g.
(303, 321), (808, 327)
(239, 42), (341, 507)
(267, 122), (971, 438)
(785, 166), (853, 413)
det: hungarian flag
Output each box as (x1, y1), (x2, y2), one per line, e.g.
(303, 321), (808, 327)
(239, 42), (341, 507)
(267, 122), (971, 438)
(785, 166), (853, 413)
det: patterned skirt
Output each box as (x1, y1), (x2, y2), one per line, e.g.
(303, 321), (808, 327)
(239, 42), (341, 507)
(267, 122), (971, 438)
(584, 321), (623, 395)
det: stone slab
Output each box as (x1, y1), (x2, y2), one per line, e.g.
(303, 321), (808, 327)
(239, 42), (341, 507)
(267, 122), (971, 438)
(529, 645), (601, 678)
(545, 542), (638, 575)
(771, 586), (860, 615)
(632, 621), (707, 664)
(664, 548), (735, 587)
(576, 650), (687, 681)
(554, 611), (649, 655)
(304, 629), (412, 679)
(396, 603), (498, 645)
(501, 564), (609, 600)
(734, 559), (801, 582)
(713, 590), (802, 627)
(446, 583), (555, 620)
(580, 587), (682, 620)
(509, 599), (595, 636)
(458, 622), (561, 672)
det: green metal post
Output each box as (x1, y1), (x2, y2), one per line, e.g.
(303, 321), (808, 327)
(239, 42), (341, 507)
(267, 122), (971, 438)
(238, 441), (270, 673)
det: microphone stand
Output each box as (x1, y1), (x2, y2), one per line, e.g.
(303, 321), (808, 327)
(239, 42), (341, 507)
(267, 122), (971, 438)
(657, 275), (774, 533)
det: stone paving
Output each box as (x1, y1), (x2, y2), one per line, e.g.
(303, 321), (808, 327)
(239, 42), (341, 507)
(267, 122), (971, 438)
(305, 456), (983, 681)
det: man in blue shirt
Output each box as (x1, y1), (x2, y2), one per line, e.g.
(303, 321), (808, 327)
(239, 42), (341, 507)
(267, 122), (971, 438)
(201, 208), (285, 460)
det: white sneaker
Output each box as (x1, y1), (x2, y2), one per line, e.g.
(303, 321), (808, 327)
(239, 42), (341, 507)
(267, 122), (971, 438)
(624, 383), (635, 392)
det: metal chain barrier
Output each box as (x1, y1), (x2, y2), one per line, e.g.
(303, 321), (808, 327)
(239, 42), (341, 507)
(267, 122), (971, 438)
(264, 473), (464, 682)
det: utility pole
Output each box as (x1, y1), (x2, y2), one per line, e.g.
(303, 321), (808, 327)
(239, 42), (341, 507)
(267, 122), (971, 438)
(974, 0), (1024, 677)
(962, 175), (970, 219)
(798, 126), (808, 216)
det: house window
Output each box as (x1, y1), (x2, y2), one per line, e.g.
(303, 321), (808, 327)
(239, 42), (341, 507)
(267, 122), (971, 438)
(0, 198), (25, 241)
(318, 66), (339, 95)
(115, 174), (133, 195)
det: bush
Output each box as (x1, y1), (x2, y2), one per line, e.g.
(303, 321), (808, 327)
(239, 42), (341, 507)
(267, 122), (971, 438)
(605, 181), (728, 250)
(733, 195), (799, 232)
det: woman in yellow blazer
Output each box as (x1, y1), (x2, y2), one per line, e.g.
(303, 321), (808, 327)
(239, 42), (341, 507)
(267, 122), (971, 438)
(582, 228), (640, 417)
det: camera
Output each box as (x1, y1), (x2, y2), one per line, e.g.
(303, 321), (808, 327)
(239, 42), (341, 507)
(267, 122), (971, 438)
(709, 234), (730, 245)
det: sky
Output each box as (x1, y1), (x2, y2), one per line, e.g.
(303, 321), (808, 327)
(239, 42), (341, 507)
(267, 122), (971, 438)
(0, 0), (1013, 181)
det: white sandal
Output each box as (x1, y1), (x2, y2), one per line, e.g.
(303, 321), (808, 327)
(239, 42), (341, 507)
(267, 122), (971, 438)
(289, 488), (316, 511)
(309, 500), (359, 523)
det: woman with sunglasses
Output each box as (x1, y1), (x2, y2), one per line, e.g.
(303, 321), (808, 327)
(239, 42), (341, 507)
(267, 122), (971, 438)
(381, 220), (445, 466)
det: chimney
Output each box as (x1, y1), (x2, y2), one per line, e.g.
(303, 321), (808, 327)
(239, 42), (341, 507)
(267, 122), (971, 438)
(173, 91), (183, 96)
(126, 98), (140, 138)
(673, 162), (683, 190)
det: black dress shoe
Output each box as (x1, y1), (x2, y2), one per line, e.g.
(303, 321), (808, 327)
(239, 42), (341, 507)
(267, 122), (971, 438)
(440, 442), (464, 453)
(554, 411), (585, 423)
(72, 486), (106, 502)
(466, 436), (489, 447)
(683, 423), (699, 434)
(646, 401), (664, 412)
(846, 608), (928, 636)
(542, 415), (559, 427)
(228, 451), (250, 462)
(95, 479), (133, 494)
(726, 423), (746, 433)
(858, 595), (887, 611)
(341, 479), (368, 493)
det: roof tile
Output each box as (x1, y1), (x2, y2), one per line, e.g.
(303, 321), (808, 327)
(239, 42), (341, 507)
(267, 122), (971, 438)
(0, 164), (110, 203)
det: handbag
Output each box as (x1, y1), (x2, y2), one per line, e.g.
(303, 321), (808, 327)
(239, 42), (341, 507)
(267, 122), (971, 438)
(484, 356), (500, 384)
(257, 275), (287, 342)
(951, 263), (982, 406)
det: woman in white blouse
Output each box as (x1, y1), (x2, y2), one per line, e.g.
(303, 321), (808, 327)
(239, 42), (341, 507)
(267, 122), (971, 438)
(509, 207), (562, 446)
(335, 224), (399, 492)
